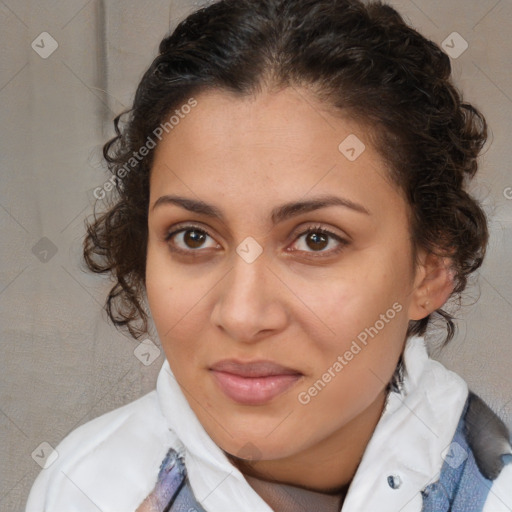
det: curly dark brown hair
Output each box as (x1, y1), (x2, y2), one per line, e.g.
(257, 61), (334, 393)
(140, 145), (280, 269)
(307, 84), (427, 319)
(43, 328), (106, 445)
(84, 0), (488, 345)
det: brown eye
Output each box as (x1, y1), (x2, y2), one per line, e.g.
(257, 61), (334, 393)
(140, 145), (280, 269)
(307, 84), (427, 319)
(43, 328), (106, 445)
(165, 225), (219, 254)
(305, 231), (329, 251)
(183, 229), (207, 249)
(289, 226), (349, 256)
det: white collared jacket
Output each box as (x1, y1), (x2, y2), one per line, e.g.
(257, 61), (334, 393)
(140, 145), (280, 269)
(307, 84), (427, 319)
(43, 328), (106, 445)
(25, 335), (512, 511)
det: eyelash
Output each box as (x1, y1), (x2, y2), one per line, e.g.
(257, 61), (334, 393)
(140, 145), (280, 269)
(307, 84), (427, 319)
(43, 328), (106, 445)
(164, 223), (349, 258)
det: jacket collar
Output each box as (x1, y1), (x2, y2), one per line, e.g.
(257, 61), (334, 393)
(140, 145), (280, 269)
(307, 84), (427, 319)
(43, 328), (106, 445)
(341, 335), (468, 511)
(156, 334), (468, 512)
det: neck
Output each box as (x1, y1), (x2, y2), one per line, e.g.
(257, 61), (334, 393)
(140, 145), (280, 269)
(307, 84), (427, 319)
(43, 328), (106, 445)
(228, 388), (388, 493)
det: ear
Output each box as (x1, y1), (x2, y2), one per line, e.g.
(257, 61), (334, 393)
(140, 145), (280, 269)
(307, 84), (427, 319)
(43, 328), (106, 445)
(408, 250), (455, 321)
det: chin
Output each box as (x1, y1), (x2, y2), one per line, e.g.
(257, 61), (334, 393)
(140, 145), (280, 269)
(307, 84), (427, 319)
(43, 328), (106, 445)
(222, 437), (297, 462)
(206, 418), (314, 462)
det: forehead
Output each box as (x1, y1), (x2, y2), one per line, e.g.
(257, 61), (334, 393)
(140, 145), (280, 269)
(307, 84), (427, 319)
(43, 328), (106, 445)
(149, 87), (406, 227)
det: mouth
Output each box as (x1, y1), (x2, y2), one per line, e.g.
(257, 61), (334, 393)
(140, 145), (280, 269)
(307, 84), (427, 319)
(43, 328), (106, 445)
(209, 359), (303, 405)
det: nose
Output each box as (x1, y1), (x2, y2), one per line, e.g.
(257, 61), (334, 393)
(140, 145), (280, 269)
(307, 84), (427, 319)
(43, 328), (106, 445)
(210, 251), (289, 344)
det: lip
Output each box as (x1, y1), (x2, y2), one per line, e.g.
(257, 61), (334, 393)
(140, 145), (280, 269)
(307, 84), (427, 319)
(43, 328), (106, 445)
(209, 359), (303, 405)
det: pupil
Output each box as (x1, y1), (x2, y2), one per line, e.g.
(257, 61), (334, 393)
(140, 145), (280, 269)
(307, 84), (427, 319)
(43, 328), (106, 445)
(307, 232), (328, 251)
(184, 230), (205, 248)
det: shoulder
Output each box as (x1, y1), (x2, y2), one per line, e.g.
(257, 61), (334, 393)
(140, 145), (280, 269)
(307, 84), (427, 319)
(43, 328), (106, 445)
(465, 391), (512, 480)
(464, 391), (512, 511)
(25, 389), (178, 512)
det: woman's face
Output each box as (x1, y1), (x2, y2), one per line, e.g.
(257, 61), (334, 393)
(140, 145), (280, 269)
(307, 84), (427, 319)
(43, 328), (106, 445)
(146, 87), (428, 460)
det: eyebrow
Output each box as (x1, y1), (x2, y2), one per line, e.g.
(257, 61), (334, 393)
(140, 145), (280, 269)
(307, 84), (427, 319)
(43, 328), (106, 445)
(151, 194), (371, 224)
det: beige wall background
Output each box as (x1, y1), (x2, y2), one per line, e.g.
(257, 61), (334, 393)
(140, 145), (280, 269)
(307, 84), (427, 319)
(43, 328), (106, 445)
(0, 0), (511, 509)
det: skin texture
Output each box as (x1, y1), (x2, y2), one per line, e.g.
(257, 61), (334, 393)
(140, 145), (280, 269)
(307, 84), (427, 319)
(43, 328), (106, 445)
(145, 86), (453, 494)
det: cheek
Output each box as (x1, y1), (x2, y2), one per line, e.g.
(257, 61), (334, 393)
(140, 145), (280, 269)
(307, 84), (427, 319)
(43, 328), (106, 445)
(145, 246), (184, 346)
(294, 288), (408, 431)
(145, 248), (171, 322)
(145, 246), (213, 362)
(303, 262), (411, 346)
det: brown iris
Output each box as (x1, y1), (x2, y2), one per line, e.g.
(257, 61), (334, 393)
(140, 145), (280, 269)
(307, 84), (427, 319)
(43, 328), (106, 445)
(306, 231), (328, 251)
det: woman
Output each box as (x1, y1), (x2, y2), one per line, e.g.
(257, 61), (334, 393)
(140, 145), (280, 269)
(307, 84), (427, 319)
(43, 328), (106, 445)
(26, 0), (512, 510)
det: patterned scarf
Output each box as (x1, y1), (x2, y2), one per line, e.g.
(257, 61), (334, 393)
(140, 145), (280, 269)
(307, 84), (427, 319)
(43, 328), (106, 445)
(135, 448), (206, 512)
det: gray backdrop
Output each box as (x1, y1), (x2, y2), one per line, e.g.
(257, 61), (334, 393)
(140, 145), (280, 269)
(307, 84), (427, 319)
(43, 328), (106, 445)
(1, 0), (511, 509)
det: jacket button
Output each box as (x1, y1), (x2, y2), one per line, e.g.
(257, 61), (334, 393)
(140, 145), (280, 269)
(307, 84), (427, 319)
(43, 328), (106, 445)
(387, 474), (402, 489)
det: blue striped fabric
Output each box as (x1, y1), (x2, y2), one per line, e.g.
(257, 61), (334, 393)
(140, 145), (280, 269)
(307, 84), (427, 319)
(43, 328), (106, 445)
(421, 394), (493, 512)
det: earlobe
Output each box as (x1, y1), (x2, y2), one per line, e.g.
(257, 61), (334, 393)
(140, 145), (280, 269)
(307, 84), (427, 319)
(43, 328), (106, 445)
(408, 252), (455, 321)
